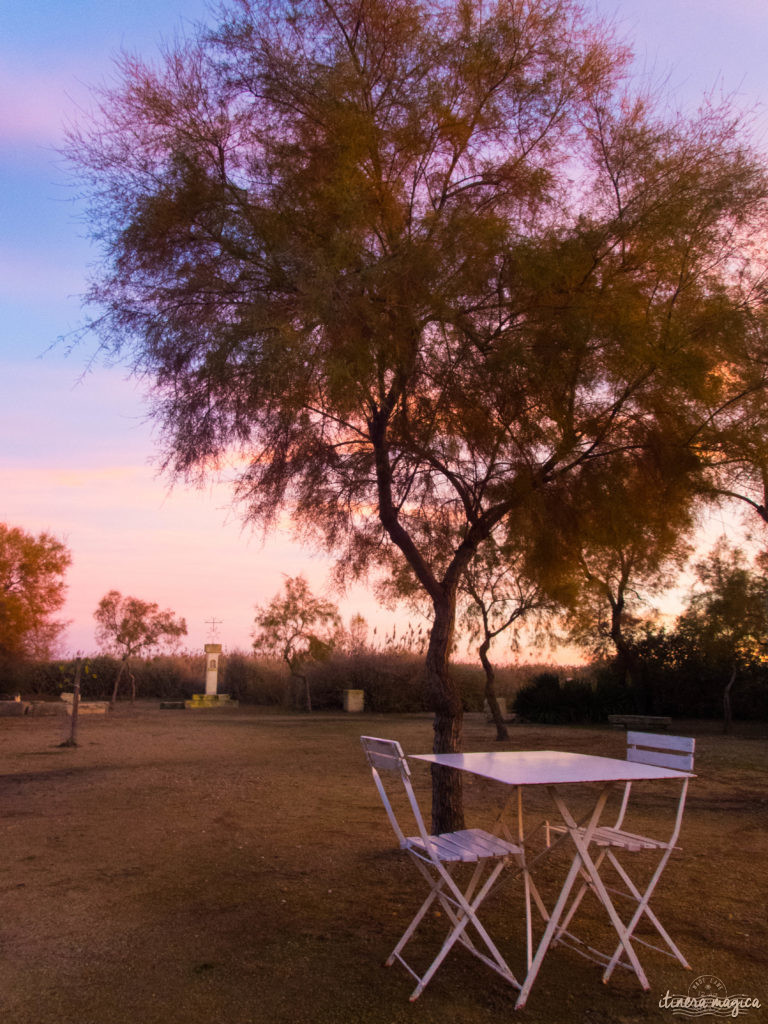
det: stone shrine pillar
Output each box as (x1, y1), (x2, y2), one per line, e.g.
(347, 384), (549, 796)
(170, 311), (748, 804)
(204, 644), (222, 696)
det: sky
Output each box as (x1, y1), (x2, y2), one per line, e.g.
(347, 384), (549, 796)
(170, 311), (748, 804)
(2, 0), (767, 659)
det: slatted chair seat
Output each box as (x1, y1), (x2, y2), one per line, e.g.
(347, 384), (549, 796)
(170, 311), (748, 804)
(405, 829), (521, 862)
(361, 735), (524, 1001)
(589, 827), (667, 852)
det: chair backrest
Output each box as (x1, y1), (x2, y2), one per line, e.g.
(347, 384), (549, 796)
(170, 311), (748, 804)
(626, 731), (695, 773)
(361, 735), (430, 850)
(610, 732), (694, 834)
(611, 732), (695, 841)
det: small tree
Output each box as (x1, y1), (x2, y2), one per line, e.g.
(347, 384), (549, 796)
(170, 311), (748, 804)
(252, 576), (341, 712)
(59, 656), (98, 748)
(677, 541), (768, 733)
(0, 523), (71, 662)
(94, 590), (187, 706)
(460, 535), (550, 741)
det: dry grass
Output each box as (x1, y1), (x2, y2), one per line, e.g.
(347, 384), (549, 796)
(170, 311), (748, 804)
(1, 706), (766, 1024)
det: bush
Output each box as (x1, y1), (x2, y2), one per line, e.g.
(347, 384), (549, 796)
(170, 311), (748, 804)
(223, 652), (286, 705)
(512, 672), (600, 724)
(306, 652), (428, 712)
(513, 673), (563, 723)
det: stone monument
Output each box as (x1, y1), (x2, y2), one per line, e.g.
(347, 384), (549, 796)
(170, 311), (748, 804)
(205, 643), (222, 695)
(185, 618), (238, 709)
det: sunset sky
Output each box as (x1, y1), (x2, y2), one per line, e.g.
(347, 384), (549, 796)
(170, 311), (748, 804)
(2, 0), (767, 658)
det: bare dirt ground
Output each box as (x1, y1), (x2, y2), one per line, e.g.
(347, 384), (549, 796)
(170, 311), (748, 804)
(1, 705), (766, 1024)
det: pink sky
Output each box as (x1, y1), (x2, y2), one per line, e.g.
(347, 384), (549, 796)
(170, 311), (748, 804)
(2, 0), (766, 659)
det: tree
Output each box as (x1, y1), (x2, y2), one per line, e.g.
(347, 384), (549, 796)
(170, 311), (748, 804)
(252, 575), (342, 711)
(94, 590), (187, 705)
(69, 0), (768, 830)
(552, 456), (695, 696)
(676, 540), (768, 733)
(0, 523), (71, 661)
(460, 533), (550, 740)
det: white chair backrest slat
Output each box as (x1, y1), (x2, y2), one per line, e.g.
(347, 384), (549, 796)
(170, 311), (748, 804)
(361, 736), (433, 852)
(626, 731), (695, 773)
(361, 735), (411, 776)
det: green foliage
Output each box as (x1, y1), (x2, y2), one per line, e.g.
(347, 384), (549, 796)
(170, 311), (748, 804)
(252, 576), (343, 710)
(0, 523), (71, 662)
(94, 590), (187, 659)
(222, 651), (285, 705)
(678, 540), (768, 671)
(512, 673), (582, 724)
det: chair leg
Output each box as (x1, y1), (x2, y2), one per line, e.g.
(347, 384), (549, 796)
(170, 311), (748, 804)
(389, 857), (520, 1001)
(601, 849), (690, 981)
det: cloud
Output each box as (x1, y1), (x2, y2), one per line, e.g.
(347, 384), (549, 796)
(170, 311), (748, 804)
(0, 63), (87, 147)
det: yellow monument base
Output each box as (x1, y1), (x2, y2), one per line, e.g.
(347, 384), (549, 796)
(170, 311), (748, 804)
(185, 693), (238, 709)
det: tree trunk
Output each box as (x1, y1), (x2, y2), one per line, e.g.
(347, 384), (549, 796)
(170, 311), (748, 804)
(479, 637), (509, 741)
(110, 658), (128, 708)
(60, 657), (82, 748)
(291, 670), (311, 712)
(723, 663), (737, 735)
(425, 595), (465, 834)
(610, 604), (642, 708)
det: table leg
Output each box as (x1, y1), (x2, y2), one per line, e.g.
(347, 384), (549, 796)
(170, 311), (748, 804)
(494, 786), (551, 971)
(514, 784), (613, 1009)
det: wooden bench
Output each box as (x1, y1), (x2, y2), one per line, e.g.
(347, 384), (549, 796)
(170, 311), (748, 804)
(608, 714), (672, 731)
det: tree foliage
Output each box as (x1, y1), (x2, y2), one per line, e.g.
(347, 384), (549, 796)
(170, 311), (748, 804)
(460, 531), (551, 739)
(676, 540), (768, 732)
(94, 590), (187, 703)
(551, 456), (695, 679)
(252, 575), (342, 711)
(0, 523), (71, 661)
(69, 0), (768, 829)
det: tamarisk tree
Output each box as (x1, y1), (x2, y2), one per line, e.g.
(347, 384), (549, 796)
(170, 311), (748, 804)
(0, 523), (71, 661)
(252, 575), (342, 711)
(69, 0), (768, 830)
(94, 590), (187, 705)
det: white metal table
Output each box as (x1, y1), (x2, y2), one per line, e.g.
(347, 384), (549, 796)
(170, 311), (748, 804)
(410, 750), (694, 1008)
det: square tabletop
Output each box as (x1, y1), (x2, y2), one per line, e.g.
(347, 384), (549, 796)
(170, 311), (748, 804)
(410, 750), (693, 786)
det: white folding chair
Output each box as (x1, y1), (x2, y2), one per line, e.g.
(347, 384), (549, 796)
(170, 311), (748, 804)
(360, 735), (523, 1001)
(545, 731), (695, 981)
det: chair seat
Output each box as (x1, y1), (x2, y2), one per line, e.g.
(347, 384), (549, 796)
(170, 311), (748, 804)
(547, 822), (663, 853)
(405, 828), (521, 863)
(590, 827), (666, 852)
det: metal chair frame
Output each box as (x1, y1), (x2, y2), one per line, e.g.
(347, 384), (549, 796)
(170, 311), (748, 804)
(360, 735), (523, 1001)
(545, 731), (695, 981)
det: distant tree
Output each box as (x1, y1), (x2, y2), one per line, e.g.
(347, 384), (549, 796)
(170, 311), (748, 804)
(460, 534), (550, 740)
(68, 0), (768, 831)
(94, 590), (187, 705)
(676, 540), (768, 733)
(252, 576), (342, 711)
(551, 457), (695, 696)
(345, 613), (370, 656)
(0, 523), (71, 662)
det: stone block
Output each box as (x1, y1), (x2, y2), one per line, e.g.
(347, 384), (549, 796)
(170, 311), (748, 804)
(343, 689), (364, 712)
(0, 701), (26, 716)
(26, 702), (68, 716)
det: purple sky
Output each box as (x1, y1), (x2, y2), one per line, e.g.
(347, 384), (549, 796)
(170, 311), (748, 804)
(2, 0), (766, 657)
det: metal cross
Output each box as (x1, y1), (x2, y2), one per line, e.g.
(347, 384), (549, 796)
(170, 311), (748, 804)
(205, 616), (223, 639)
